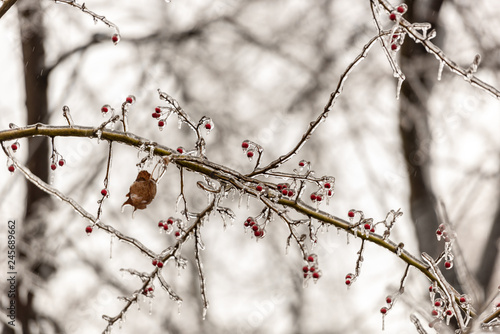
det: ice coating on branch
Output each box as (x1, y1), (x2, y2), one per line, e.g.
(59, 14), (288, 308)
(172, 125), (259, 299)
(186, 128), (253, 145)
(437, 60), (444, 81)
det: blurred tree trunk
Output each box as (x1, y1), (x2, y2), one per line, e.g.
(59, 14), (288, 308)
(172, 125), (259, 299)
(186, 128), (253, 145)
(398, 0), (453, 278)
(2, 0), (57, 333)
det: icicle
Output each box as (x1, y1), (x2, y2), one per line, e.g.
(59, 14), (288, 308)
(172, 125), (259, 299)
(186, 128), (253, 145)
(396, 77), (404, 100)
(202, 306), (208, 320)
(110, 235), (114, 259)
(437, 61), (444, 81)
(148, 298), (153, 315)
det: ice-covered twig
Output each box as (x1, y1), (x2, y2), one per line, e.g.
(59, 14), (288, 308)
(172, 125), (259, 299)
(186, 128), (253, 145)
(410, 314), (429, 334)
(248, 34), (380, 176)
(62, 105), (74, 126)
(194, 226), (209, 319)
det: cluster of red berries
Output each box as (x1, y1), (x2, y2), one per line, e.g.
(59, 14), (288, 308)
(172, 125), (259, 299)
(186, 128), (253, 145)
(310, 179), (334, 203)
(142, 286), (154, 297)
(380, 295), (395, 315)
(388, 5), (407, 51)
(50, 158), (66, 171)
(435, 224), (451, 242)
(243, 217), (265, 238)
(241, 140), (260, 160)
(344, 273), (355, 287)
(302, 254), (322, 282)
(277, 183), (295, 198)
(388, 5), (407, 21)
(158, 217), (182, 238)
(152, 259), (164, 268)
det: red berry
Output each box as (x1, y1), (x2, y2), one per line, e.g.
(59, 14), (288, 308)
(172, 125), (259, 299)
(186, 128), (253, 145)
(177, 147), (183, 153)
(167, 218), (174, 224)
(11, 143), (18, 151)
(58, 159), (65, 167)
(299, 161), (305, 167)
(389, 13), (396, 21)
(445, 309), (453, 316)
(126, 96), (134, 104)
(254, 229), (263, 237)
(431, 310), (438, 316)
(345, 274), (352, 279)
(85, 226), (93, 234)
(256, 185), (263, 192)
(8, 165), (15, 172)
(307, 255), (315, 262)
(324, 182), (331, 189)
(241, 141), (249, 149)
(435, 301), (441, 307)
(101, 189), (108, 196)
(459, 297), (466, 303)
(158, 121), (165, 128)
(316, 195), (323, 202)
(152, 112), (161, 118)
(112, 34), (119, 43)
(309, 267), (316, 272)
(348, 211), (355, 218)
(157, 261), (163, 268)
(152, 259), (158, 266)
(386, 296), (392, 304)
(302, 266), (309, 273)
(287, 190), (294, 197)
(345, 279), (351, 285)
(312, 272), (320, 279)
(370, 227), (375, 233)
(397, 5), (405, 13)
(310, 193), (317, 201)
(391, 44), (398, 51)
(51, 163), (57, 170)
(364, 223), (371, 230)
(436, 230), (442, 235)
(175, 231), (181, 237)
(163, 225), (169, 231)
(205, 123), (212, 130)
(155, 107), (161, 113)
(148, 287), (154, 292)
(158, 221), (164, 227)
(247, 151), (254, 158)
(380, 307), (387, 314)
(101, 106), (109, 113)
(252, 225), (259, 231)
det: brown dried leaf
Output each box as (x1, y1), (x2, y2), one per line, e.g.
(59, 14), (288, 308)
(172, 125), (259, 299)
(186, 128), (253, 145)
(122, 170), (157, 212)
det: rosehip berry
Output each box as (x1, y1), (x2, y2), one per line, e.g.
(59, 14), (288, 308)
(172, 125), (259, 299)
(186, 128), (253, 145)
(51, 163), (57, 170)
(380, 307), (387, 314)
(157, 261), (164, 268)
(152, 259), (158, 266)
(11, 143), (18, 151)
(302, 266), (309, 273)
(101, 189), (108, 196)
(241, 141), (249, 149)
(8, 165), (15, 172)
(348, 211), (355, 218)
(58, 159), (65, 167)
(389, 13), (397, 21)
(247, 151), (254, 158)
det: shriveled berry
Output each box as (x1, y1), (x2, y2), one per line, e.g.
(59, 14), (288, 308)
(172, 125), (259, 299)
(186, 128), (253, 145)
(431, 310), (439, 316)
(167, 218), (174, 224)
(158, 120), (165, 127)
(391, 44), (398, 51)
(316, 195), (323, 202)
(324, 183), (331, 189)
(287, 190), (294, 197)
